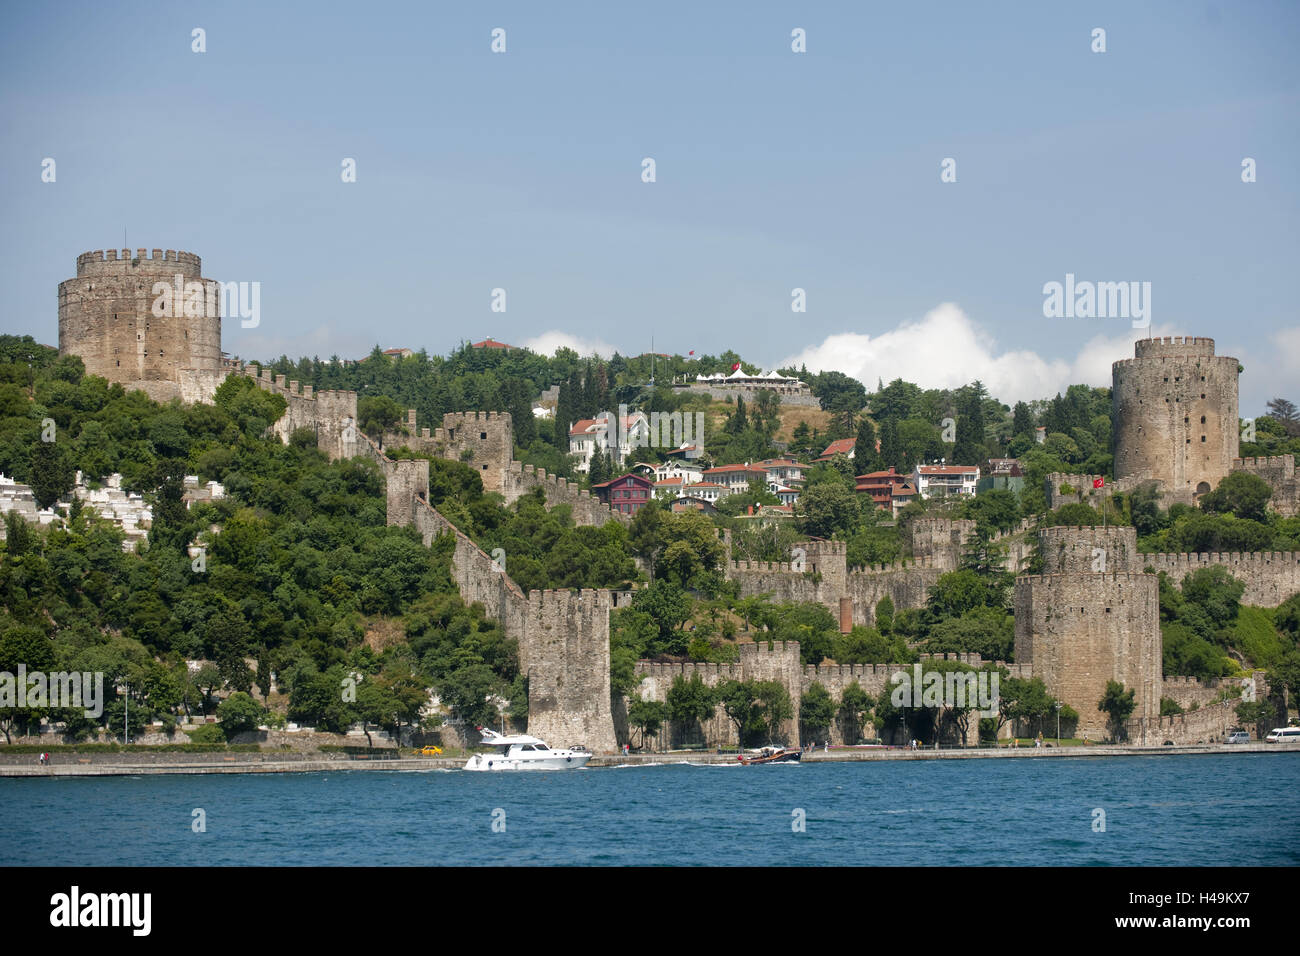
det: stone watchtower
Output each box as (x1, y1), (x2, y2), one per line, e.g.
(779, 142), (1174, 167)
(1014, 526), (1162, 741)
(1112, 337), (1239, 502)
(58, 249), (223, 402)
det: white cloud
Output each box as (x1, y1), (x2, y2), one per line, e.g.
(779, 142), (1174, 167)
(1274, 326), (1300, 373)
(520, 330), (618, 359)
(779, 303), (1183, 404)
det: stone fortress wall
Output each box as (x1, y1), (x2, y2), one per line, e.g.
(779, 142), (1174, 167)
(380, 408), (628, 525)
(354, 431), (625, 751)
(52, 259), (1300, 746)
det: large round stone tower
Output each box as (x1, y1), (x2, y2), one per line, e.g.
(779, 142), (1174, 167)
(1112, 336), (1239, 502)
(58, 248), (223, 402)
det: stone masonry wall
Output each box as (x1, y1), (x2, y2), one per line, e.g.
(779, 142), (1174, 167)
(360, 437), (617, 751)
(59, 248), (223, 402)
(1112, 336), (1239, 502)
(243, 364), (359, 461)
(381, 408), (626, 526)
(1015, 569), (1162, 741)
(1144, 551), (1300, 607)
(1233, 455), (1300, 517)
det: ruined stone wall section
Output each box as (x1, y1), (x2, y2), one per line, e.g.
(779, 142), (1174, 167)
(1043, 472), (1160, 511)
(1144, 551), (1300, 607)
(846, 565), (944, 626)
(1161, 673), (1266, 712)
(1130, 698), (1237, 746)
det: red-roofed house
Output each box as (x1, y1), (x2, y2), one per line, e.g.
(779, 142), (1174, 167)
(681, 481), (730, 504)
(470, 336), (517, 350)
(592, 473), (655, 515)
(568, 411), (651, 473)
(757, 458), (810, 486)
(855, 466), (912, 509)
(816, 438), (855, 461)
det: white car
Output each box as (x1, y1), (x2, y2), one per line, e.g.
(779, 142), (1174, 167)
(1264, 727), (1300, 743)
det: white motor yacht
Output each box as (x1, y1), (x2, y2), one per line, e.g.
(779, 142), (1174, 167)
(463, 728), (592, 771)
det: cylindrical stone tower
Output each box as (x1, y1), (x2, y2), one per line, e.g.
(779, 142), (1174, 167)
(58, 248), (222, 402)
(1112, 336), (1239, 501)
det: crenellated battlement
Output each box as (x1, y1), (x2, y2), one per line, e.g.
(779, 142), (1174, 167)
(806, 540), (847, 555)
(1015, 571), (1155, 586)
(1148, 550), (1300, 568)
(1131, 336), (1217, 358)
(1039, 525), (1134, 536)
(988, 518), (1035, 541)
(634, 660), (742, 679)
(1233, 455), (1296, 476)
(75, 247), (202, 277)
(848, 555), (939, 575)
(740, 639), (800, 656)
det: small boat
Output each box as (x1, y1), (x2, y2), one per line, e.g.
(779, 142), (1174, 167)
(737, 746), (802, 765)
(463, 728), (592, 771)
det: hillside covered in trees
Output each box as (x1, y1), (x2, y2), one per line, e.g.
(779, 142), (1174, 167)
(1, 334), (1297, 743)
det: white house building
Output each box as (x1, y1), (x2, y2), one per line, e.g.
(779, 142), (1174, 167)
(912, 463), (980, 499)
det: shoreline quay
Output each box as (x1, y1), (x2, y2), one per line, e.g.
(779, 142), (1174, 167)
(0, 742), (1290, 777)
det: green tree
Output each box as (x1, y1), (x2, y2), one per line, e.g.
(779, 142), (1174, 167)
(29, 438), (76, 510)
(666, 672), (716, 747)
(627, 695), (670, 751)
(717, 679), (762, 749)
(216, 691), (264, 739)
(799, 682), (836, 744)
(1099, 680), (1136, 741)
(754, 679), (793, 745)
(837, 682), (874, 743)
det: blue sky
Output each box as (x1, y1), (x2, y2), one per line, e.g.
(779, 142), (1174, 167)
(2, 1), (1297, 411)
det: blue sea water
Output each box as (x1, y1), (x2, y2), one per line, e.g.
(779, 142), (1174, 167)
(3, 754), (1298, 866)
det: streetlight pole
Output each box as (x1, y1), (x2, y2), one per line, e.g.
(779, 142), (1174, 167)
(1055, 701), (1061, 747)
(124, 681), (129, 745)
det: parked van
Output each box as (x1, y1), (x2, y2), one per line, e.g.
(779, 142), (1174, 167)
(1226, 731), (1250, 744)
(1264, 727), (1300, 743)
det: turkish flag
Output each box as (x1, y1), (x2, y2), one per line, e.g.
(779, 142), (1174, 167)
(731, 363), (741, 371)
(689, 350), (694, 355)
(1092, 477), (1104, 489)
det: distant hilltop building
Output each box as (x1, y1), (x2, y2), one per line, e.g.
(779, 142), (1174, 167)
(676, 367), (818, 407)
(58, 248), (228, 403)
(470, 336), (517, 351)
